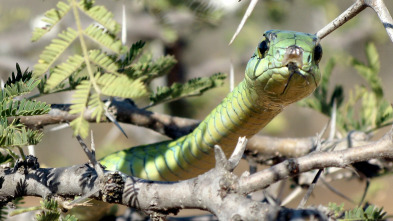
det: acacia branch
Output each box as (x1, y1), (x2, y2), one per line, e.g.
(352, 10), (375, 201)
(236, 128), (393, 195)
(1, 129), (392, 218)
(15, 99), (199, 140)
(15, 99), (375, 161)
(317, 0), (393, 42)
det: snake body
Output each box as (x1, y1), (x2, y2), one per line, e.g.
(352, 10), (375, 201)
(100, 30), (322, 181)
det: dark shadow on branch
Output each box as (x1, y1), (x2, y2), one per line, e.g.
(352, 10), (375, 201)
(79, 164), (98, 190)
(14, 179), (28, 197)
(123, 176), (140, 208)
(33, 168), (59, 193)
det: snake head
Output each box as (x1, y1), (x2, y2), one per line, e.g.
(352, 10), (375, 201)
(246, 30), (322, 106)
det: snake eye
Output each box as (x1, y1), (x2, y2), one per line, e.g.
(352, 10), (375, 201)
(313, 44), (323, 64)
(258, 40), (269, 58)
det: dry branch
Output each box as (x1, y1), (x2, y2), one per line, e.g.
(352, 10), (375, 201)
(0, 129), (392, 219)
(317, 0), (393, 42)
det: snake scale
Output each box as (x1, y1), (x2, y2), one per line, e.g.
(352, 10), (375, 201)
(100, 30), (323, 181)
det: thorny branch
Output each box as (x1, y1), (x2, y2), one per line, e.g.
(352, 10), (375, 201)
(230, 0), (393, 44)
(1, 130), (393, 219)
(2, 0), (393, 219)
(14, 100), (376, 161)
(316, 0), (393, 42)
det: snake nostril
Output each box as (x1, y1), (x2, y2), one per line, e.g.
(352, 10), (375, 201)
(282, 45), (304, 67)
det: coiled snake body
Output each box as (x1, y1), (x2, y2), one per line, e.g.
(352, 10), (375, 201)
(100, 30), (322, 181)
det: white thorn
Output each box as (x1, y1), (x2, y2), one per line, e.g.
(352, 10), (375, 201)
(28, 145), (35, 156)
(230, 61), (235, 92)
(121, 4), (127, 45)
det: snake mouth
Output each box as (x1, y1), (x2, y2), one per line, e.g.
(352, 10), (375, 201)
(281, 62), (317, 95)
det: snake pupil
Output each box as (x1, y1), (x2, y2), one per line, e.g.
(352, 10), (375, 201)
(313, 44), (323, 64)
(258, 40), (269, 58)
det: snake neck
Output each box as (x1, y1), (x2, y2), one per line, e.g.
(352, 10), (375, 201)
(187, 79), (284, 158)
(99, 79), (286, 181)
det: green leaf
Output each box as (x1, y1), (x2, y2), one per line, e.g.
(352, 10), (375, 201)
(63, 214), (79, 221)
(69, 80), (91, 115)
(0, 99), (50, 117)
(129, 55), (177, 83)
(0, 64), (40, 101)
(351, 42), (383, 100)
(88, 49), (119, 74)
(118, 40), (145, 67)
(70, 116), (89, 138)
(69, 80), (91, 138)
(77, 2), (120, 33)
(31, 1), (71, 42)
(33, 28), (78, 77)
(343, 205), (386, 221)
(328, 202), (345, 218)
(375, 101), (393, 127)
(35, 199), (60, 221)
(0, 119), (44, 147)
(96, 74), (147, 98)
(365, 42), (380, 72)
(5, 63), (33, 87)
(149, 73), (226, 106)
(45, 54), (85, 91)
(88, 93), (105, 123)
(83, 24), (126, 54)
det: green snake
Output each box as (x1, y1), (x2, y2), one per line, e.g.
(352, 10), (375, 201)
(100, 30), (322, 181)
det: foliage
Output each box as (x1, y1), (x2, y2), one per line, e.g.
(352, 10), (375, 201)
(31, 0), (225, 138)
(31, 0), (151, 137)
(143, 0), (224, 42)
(9, 198), (78, 221)
(328, 203), (386, 220)
(148, 73), (227, 108)
(328, 202), (345, 218)
(0, 64), (50, 149)
(342, 204), (386, 221)
(299, 43), (393, 132)
(35, 199), (60, 221)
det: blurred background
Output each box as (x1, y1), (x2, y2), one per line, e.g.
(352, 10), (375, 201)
(0, 0), (393, 219)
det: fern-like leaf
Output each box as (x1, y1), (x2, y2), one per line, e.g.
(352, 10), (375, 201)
(31, 1), (71, 42)
(5, 63), (33, 87)
(33, 27), (78, 77)
(35, 199), (60, 221)
(351, 42), (383, 100)
(118, 40), (145, 68)
(0, 99), (50, 117)
(0, 64), (40, 101)
(70, 116), (89, 138)
(88, 93), (105, 122)
(96, 74), (147, 98)
(63, 214), (79, 221)
(344, 204), (386, 220)
(0, 206), (8, 221)
(69, 80), (91, 137)
(149, 73), (226, 106)
(129, 55), (177, 83)
(0, 78), (40, 101)
(77, 2), (120, 33)
(88, 49), (119, 74)
(0, 119), (44, 147)
(45, 54), (85, 91)
(84, 24), (126, 54)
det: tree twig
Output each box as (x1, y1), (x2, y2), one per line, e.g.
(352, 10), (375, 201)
(317, 0), (393, 43)
(1, 129), (392, 219)
(236, 128), (393, 195)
